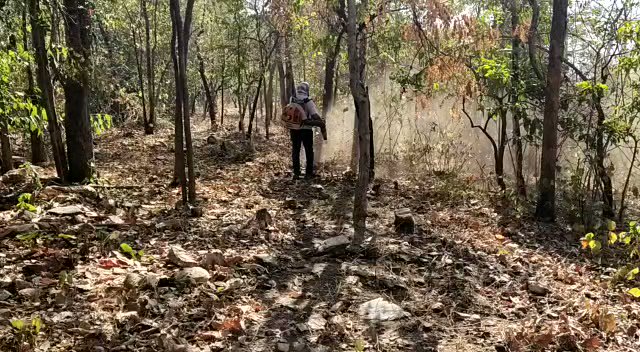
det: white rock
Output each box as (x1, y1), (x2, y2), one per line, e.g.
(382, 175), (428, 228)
(48, 205), (86, 216)
(358, 297), (409, 321)
(307, 313), (327, 330)
(175, 267), (210, 284)
(168, 246), (199, 268)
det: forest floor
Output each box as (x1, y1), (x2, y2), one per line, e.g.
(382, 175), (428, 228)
(1, 119), (640, 352)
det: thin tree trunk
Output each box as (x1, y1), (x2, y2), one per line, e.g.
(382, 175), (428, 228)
(510, 0), (527, 197)
(131, 26), (148, 131)
(619, 136), (638, 222)
(170, 1), (186, 202)
(0, 118), (11, 173)
(346, 0), (371, 245)
(221, 51), (225, 125)
(63, 0), (94, 183)
(29, 0), (67, 181)
(595, 100), (614, 218)
(527, 0), (544, 81)
(265, 62), (275, 139)
(142, 0), (155, 134)
(22, 7), (46, 164)
(535, 0), (569, 221)
(247, 77), (264, 138)
(496, 109), (507, 192)
(277, 53), (287, 107)
(197, 48), (215, 127)
(322, 31), (343, 116)
(179, 0), (197, 203)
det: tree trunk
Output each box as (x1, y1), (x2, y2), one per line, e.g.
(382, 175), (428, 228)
(346, 0), (372, 245)
(322, 31), (343, 116)
(131, 26), (148, 132)
(510, 0), (527, 197)
(142, 0), (155, 134)
(497, 109), (507, 192)
(527, 0), (544, 81)
(170, 5), (186, 202)
(175, 0), (197, 204)
(277, 54), (287, 107)
(29, 0), (67, 181)
(619, 136), (638, 222)
(22, 7), (46, 164)
(247, 77), (264, 138)
(63, 0), (94, 183)
(197, 48), (216, 127)
(535, 0), (569, 221)
(221, 52), (225, 125)
(0, 118), (11, 173)
(265, 62), (275, 139)
(284, 34), (296, 101)
(316, 30), (343, 168)
(595, 99), (614, 219)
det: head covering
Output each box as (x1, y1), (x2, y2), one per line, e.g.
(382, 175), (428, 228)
(296, 82), (310, 99)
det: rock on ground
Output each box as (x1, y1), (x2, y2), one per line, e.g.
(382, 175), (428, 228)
(394, 208), (415, 234)
(168, 246), (199, 268)
(358, 297), (409, 321)
(315, 235), (350, 254)
(175, 267), (210, 285)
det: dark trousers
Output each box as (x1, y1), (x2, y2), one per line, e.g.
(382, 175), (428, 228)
(290, 129), (314, 176)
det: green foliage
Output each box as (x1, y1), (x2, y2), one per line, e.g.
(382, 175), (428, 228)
(16, 193), (37, 213)
(581, 220), (640, 297)
(120, 243), (144, 260)
(9, 316), (43, 348)
(90, 113), (112, 136)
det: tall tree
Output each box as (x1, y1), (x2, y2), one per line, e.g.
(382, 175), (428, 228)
(29, 0), (68, 181)
(21, 7), (46, 164)
(141, 0), (156, 134)
(170, 0), (196, 204)
(509, 0), (526, 197)
(63, 0), (94, 183)
(535, 0), (569, 221)
(344, 0), (372, 245)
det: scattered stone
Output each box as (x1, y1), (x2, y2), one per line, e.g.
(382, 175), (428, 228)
(255, 209), (272, 230)
(358, 297), (409, 321)
(284, 198), (298, 209)
(207, 135), (218, 145)
(394, 208), (415, 234)
(254, 253), (278, 267)
(49, 185), (98, 199)
(142, 273), (162, 290)
(224, 278), (243, 292)
(0, 223), (39, 239)
(168, 246), (199, 268)
(0, 290), (11, 301)
(18, 288), (40, 301)
(315, 235), (350, 255)
(48, 205), (85, 216)
(312, 263), (328, 276)
(100, 198), (117, 213)
(116, 311), (140, 325)
(330, 301), (345, 313)
(431, 302), (445, 313)
(124, 273), (143, 290)
(189, 206), (204, 218)
(307, 313), (327, 331)
(1, 168), (27, 185)
(175, 267), (210, 285)
(277, 342), (290, 352)
(454, 312), (481, 322)
(292, 341), (305, 351)
(14, 279), (33, 291)
(527, 281), (550, 296)
(156, 219), (182, 231)
(201, 250), (226, 268)
(329, 315), (345, 325)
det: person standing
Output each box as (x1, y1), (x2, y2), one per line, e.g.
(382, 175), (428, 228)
(288, 82), (326, 180)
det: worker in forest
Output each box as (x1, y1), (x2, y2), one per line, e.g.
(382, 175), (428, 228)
(281, 82), (327, 180)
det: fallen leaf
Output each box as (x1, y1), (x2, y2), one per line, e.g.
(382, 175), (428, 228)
(583, 337), (601, 351)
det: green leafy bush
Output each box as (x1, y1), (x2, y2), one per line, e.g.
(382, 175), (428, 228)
(581, 220), (640, 297)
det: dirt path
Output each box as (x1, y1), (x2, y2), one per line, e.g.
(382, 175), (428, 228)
(1, 122), (639, 351)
